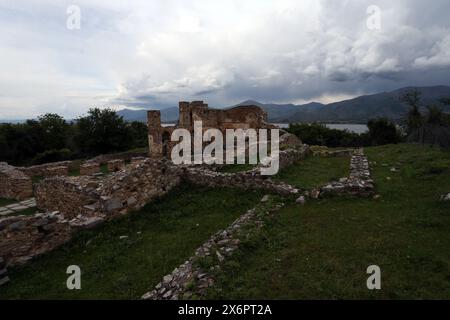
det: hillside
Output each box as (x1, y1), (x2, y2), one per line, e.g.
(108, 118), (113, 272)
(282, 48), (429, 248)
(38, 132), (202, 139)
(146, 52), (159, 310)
(116, 85), (450, 124)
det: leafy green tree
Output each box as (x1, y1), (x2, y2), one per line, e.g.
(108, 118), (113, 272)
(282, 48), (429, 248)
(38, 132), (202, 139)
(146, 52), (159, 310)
(74, 108), (132, 155)
(128, 121), (148, 148)
(401, 90), (424, 134)
(367, 118), (400, 146)
(426, 106), (445, 126)
(38, 113), (69, 150)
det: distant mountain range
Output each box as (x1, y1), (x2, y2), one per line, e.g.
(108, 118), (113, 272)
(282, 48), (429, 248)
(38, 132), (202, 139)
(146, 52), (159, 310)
(116, 85), (450, 124)
(2, 86), (449, 124)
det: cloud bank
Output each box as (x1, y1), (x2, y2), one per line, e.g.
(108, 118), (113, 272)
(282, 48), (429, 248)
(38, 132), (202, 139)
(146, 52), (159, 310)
(1, 0), (450, 118)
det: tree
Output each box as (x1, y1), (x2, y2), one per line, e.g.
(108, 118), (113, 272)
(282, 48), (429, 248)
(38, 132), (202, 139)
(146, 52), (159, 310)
(401, 90), (423, 134)
(367, 118), (400, 146)
(426, 106), (445, 126)
(74, 108), (132, 155)
(38, 113), (69, 150)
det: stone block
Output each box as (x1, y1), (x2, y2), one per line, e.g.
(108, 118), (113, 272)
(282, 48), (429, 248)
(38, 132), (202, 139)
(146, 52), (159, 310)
(80, 163), (100, 176)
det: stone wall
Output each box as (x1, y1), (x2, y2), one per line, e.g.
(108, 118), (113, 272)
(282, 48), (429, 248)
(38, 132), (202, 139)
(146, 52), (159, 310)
(0, 256), (8, 286)
(107, 159), (125, 172)
(319, 149), (375, 198)
(80, 163), (100, 176)
(86, 150), (148, 164)
(0, 162), (33, 200)
(17, 161), (73, 178)
(142, 198), (285, 300)
(183, 147), (309, 196)
(36, 159), (182, 220)
(0, 211), (105, 267)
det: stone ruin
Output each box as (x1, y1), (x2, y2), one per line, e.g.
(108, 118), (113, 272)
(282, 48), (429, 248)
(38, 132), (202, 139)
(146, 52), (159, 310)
(0, 145), (309, 268)
(0, 163), (33, 201)
(0, 99), (377, 295)
(318, 149), (375, 198)
(147, 101), (277, 158)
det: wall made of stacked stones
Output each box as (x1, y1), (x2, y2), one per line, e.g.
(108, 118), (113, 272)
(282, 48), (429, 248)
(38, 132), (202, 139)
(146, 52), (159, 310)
(35, 176), (100, 219)
(0, 212), (73, 267)
(0, 163), (33, 200)
(17, 161), (73, 178)
(183, 147), (309, 196)
(36, 159), (183, 220)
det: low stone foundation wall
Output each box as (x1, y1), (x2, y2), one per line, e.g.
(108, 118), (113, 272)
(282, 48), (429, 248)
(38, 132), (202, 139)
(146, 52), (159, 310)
(183, 147), (309, 196)
(0, 211), (105, 267)
(142, 198), (285, 300)
(80, 163), (100, 176)
(184, 168), (300, 196)
(36, 159), (182, 220)
(0, 163), (33, 200)
(0, 256), (8, 286)
(45, 166), (69, 177)
(319, 149), (375, 197)
(17, 161), (73, 178)
(107, 159), (125, 172)
(87, 150), (148, 164)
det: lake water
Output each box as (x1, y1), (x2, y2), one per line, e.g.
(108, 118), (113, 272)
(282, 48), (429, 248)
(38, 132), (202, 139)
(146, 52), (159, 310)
(164, 123), (369, 134)
(275, 123), (368, 134)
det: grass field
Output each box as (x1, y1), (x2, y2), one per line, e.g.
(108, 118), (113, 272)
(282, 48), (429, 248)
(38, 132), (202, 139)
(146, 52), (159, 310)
(0, 185), (263, 299)
(2, 144), (449, 299)
(0, 198), (16, 207)
(273, 154), (349, 189)
(206, 144), (450, 299)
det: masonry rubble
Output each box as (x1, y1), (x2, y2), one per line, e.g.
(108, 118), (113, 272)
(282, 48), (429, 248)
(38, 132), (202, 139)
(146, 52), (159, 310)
(79, 162), (100, 176)
(107, 159), (125, 172)
(318, 148), (375, 197)
(1, 144), (306, 268)
(142, 198), (285, 300)
(35, 158), (182, 220)
(183, 146), (309, 196)
(0, 256), (9, 286)
(17, 160), (73, 178)
(0, 162), (33, 200)
(45, 166), (69, 177)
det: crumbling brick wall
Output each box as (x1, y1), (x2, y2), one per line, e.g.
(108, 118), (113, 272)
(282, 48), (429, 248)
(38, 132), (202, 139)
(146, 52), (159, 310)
(0, 162), (33, 200)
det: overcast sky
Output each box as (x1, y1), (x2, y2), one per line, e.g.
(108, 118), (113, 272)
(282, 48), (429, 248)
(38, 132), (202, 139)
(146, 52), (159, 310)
(1, 0), (450, 119)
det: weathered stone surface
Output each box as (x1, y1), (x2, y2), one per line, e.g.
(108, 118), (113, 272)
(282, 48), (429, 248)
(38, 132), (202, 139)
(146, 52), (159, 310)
(36, 158), (182, 220)
(107, 159), (125, 172)
(183, 146), (309, 196)
(0, 162), (33, 200)
(319, 149), (375, 198)
(0, 212), (73, 267)
(295, 196), (306, 205)
(142, 199), (285, 300)
(45, 166), (68, 177)
(80, 163), (100, 176)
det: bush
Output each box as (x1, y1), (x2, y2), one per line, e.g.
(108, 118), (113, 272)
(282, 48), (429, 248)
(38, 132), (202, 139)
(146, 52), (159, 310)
(287, 123), (368, 148)
(31, 148), (73, 165)
(367, 118), (401, 146)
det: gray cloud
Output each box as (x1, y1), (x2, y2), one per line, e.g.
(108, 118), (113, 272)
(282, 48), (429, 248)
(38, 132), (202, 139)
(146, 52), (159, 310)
(1, 0), (450, 118)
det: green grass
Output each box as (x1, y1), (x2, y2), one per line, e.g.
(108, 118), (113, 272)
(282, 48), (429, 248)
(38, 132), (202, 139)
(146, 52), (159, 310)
(100, 164), (109, 174)
(31, 175), (44, 184)
(273, 155), (349, 189)
(0, 198), (17, 207)
(11, 207), (37, 217)
(69, 169), (80, 177)
(218, 164), (256, 174)
(207, 144), (450, 299)
(0, 184), (263, 299)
